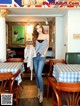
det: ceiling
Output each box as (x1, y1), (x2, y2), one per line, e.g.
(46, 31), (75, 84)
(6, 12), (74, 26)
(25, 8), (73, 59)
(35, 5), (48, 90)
(6, 8), (68, 22)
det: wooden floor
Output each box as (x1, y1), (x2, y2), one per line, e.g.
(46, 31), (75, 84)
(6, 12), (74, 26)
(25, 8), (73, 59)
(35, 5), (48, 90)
(18, 73), (52, 106)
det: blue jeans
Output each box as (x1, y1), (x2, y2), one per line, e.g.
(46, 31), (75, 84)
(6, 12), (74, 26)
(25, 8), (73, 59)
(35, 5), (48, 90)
(33, 53), (46, 92)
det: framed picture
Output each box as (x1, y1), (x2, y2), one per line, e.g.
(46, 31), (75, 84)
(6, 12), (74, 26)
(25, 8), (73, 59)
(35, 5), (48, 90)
(73, 34), (80, 39)
(12, 26), (25, 44)
(26, 33), (32, 41)
(26, 25), (33, 41)
(43, 25), (49, 34)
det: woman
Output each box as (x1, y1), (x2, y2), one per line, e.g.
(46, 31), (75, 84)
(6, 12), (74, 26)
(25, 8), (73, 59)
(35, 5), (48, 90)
(33, 23), (49, 103)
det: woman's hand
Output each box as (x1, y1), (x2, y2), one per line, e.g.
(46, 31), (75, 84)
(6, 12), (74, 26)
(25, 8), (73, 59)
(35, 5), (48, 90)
(41, 54), (45, 57)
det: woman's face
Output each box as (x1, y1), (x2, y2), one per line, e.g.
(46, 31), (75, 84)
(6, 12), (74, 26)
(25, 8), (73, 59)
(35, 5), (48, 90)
(36, 25), (42, 33)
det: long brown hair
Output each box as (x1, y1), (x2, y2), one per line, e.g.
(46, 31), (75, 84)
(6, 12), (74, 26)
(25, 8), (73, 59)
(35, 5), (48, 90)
(32, 23), (45, 46)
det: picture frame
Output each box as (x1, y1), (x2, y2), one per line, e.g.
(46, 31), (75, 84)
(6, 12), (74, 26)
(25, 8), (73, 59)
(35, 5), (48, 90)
(43, 25), (49, 34)
(12, 26), (25, 44)
(26, 33), (32, 41)
(73, 34), (80, 39)
(26, 25), (33, 41)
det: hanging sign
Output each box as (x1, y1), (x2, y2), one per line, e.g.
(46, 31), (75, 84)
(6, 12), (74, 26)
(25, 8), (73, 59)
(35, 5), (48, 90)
(0, 0), (80, 8)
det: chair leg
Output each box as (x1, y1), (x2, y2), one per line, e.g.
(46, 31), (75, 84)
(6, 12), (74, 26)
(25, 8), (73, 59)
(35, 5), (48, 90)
(20, 74), (24, 89)
(16, 91), (19, 106)
(20, 82), (24, 89)
(30, 70), (33, 81)
(47, 79), (50, 99)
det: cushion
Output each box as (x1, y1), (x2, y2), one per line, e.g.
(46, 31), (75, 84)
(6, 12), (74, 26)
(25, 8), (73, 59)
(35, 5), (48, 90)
(46, 51), (55, 58)
(65, 52), (80, 64)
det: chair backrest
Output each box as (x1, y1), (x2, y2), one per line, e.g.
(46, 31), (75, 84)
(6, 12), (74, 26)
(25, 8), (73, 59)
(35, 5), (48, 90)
(65, 52), (80, 64)
(56, 82), (80, 106)
(0, 69), (20, 93)
(57, 82), (80, 92)
(49, 59), (65, 76)
(0, 72), (13, 80)
(9, 69), (20, 92)
(0, 72), (13, 93)
(7, 58), (23, 62)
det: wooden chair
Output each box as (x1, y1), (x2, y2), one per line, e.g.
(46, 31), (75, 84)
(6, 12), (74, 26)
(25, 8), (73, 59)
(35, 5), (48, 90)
(47, 77), (80, 106)
(48, 59), (65, 76)
(0, 69), (20, 106)
(7, 58), (23, 89)
(47, 77), (59, 106)
(56, 82), (80, 106)
(47, 59), (65, 105)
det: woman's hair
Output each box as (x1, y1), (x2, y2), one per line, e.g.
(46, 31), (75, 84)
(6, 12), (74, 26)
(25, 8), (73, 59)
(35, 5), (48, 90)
(33, 23), (45, 39)
(32, 23), (45, 46)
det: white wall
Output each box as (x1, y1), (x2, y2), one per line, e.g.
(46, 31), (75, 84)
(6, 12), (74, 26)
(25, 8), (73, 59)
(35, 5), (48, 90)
(55, 17), (64, 59)
(67, 10), (80, 52)
(55, 10), (80, 59)
(63, 12), (68, 59)
(0, 17), (6, 62)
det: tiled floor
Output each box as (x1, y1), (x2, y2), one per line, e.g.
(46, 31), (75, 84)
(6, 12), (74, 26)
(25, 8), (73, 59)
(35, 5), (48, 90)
(18, 75), (52, 106)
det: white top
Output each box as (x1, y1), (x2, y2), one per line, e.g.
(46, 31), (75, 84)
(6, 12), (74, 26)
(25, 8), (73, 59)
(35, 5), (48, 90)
(24, 45), (36, 71)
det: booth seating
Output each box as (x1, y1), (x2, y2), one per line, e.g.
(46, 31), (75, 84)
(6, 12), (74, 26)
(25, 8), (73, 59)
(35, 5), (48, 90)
(7, 58), (23, 62)
(65, 52), (80, 64)
(7, 48), (24, 58)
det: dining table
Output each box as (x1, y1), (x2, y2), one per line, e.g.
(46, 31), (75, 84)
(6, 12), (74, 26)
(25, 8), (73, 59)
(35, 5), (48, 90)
(0, 62), (24, 85)
(52, 63), (80, 83)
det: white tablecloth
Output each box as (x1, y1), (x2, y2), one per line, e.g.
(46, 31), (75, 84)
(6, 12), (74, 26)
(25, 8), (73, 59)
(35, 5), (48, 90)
(52, 63), (80, 82)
